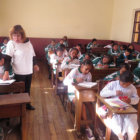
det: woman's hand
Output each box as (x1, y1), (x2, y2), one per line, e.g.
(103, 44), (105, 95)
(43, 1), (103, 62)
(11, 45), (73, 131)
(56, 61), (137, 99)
(34, 65), (39, 73)
(3, 71), (10, 81)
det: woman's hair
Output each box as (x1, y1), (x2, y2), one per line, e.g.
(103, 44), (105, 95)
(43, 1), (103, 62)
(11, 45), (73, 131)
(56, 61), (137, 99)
(91, 38), (97, 43)
(120, 71), (133, 83)
(58, 44), (65, 50)
(9, 25), (26, 41)
(81, 59), (93, 67)
(120, 63), (130, 70)
(69, 48), (79, 54)
(128, 44), (135, 51)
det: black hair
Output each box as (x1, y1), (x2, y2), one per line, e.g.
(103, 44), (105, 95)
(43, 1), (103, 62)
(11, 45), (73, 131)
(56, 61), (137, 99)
(125, 48), (132, 53)
(120, 63), (130, 70)
(0, 52), (3, 60)
(81, 59), (93, 67)
(112, 44), (118, 47)
(56, 47), (64, 52)
(120, 71), (133, 83)
(58, 44), (65, 50)
(51, 39), (56, 42)
(111, 41), (114, 44)
(102, 54), (111, 64)
(121, 45), (127, 50)
(76, 44), (82, 48)
(128, 44), (135, 51)
(91, 38), (97, 43)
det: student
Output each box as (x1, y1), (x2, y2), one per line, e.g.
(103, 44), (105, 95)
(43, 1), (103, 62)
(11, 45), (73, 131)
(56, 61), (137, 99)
(108, 44), (121, 56)
(61, 48), (79, 70)
(92, 55), (114, 68)
(57, 44), (68, 57)
(128, 44), (139, 59)
(55, 39), (64, 50)
(0, 37), (9, 54)
(79, 53), (91, 63)
(119, 45), (127, 54)
(104, 63), (140, 84)
(75, 44), (82, 58)
(63, 60), (95, 140)
(4, 25), (39, 110)
(104, 41), (114, 48)
(100, 71), (139, 140)
(86, 38), (98, 53)
(44, 39), (56, 63)
(50, 47), (64, 75)
(63, 36), (69, 48)
(117, 49), (134, 65)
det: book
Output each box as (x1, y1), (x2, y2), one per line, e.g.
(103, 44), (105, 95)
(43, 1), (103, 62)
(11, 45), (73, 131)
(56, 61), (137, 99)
(78, 82), (97, 88)
(104, 97), (130, 108)
(0, 79), (15, 85)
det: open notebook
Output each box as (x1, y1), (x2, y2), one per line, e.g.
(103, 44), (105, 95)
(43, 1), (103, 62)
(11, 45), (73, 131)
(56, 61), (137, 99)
(0, 79), (15, 85)
(78, 82), (97, 88)
(104, 97), (130, 108)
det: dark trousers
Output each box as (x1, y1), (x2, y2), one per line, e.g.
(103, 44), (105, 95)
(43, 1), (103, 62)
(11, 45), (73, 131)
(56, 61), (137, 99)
(14, 74), (32, 95)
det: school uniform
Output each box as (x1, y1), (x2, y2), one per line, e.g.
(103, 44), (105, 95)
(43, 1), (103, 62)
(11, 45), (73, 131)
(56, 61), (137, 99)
(104, 44), (112, 49)
(79, 54), (87, 62)
(5, 39), (37, 94)
(100, 80), (139, 140)
(86, 42), (98, 52)
(61, 56), (80, 70)
(63, 67), (92, 101)
(63, 41), (68, 48)
(104, 71), (140, 84)
(108, 48), (121, 56)
(0, 44), (7, 54)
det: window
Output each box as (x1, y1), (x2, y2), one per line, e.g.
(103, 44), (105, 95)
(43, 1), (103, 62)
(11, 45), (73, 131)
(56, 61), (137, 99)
(132, 11), (140, 44)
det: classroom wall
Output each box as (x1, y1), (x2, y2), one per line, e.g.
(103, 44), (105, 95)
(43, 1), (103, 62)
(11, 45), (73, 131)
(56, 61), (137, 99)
(110, 0), (140, 42)
(0, 0), (113, 39)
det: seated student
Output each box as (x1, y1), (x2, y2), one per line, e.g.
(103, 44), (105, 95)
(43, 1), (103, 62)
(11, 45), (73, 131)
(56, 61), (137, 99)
(63, 60), (95, 140)
(63, 36), (69, 48)
(57, 44), (68, 57)
(128, 44), (140, 59)
(104, 63), (140, 84)
(100, 71), (139, 140)
(55, 39), (64, 50)
(50, 47), (64, 76)
(92, 55), (114, 68)
(117, 49), (134, 65)
(104, 41), (114, 49)
(79, 53), (91, 63)
(108, 44), (121, 57)
(86, 38), (98, 53)
(0, 37), (9, 54)
(133, 62), (140, 79)
(75, 44), (82, 58)
(61, 48), (80, 70)
(44, 39), (56, 63)
(119, 45), (127, 54)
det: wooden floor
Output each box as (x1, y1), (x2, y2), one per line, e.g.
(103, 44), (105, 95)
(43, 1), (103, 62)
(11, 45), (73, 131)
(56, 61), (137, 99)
(2, 61), (140, 140)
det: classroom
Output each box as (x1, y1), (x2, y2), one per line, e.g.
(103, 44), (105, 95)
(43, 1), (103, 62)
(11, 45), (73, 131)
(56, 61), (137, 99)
(0, 0), (140, 140)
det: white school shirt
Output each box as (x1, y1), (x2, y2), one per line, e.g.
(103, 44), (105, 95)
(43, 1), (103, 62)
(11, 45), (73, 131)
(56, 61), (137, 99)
(63, 67), (92, 93)
(100, 80), (139, 105)
(6, 40), (36, 75)
(61, 56), (80, 70)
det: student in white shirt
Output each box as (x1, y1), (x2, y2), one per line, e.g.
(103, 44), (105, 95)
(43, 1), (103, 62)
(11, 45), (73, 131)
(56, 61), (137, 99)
(3, 25), (39, 110)
(75, 44), (82, 58)
(100, 71), (139, 140)
(64, 60), (95, 140)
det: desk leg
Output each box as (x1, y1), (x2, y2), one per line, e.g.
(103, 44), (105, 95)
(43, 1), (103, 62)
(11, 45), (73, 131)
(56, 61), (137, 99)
(21, 104), (26, 140)
(75, 99), (82, 133)
(105, 127), (111, 140)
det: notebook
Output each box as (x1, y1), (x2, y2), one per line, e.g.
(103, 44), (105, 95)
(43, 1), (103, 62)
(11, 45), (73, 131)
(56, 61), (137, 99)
(0, 79), (15, 85)
(78, 82), (97, 88)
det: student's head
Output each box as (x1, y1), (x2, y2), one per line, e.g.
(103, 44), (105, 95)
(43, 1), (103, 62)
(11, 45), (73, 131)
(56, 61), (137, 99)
(63, 36), (67, 41)
(128, 44), (135, 51)
(58, 44), (65, 51)
(59, 39), (64, 44)
(51, 40), (56, 46)
(56, 47), (64, 57)
(84, 53), (91, 60)
(119, 71), (133, 88)
(3, 37), (9, 44)
(75, 44), (82, 51)
(91, 38), (97, 45)
(120, 45), (127, 51)
(125, 49), (131, 56)
(119, 63), (130, 74)
(9, 25), (26, 43)
(102, 55), (110, 64)
(110, 41), (114, 45)
(69, 48), (78, 59)
(80, 60), (93, 74)
(112, 44), (118, 51)
(0, 53), (4, 66)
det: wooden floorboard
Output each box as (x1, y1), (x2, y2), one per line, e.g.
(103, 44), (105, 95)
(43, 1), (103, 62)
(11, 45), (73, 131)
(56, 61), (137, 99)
(2, 61), (140, 140)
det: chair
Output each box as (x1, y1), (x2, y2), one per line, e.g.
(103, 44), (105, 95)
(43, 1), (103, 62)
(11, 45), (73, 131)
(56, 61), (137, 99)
(95, 80), (138, 140)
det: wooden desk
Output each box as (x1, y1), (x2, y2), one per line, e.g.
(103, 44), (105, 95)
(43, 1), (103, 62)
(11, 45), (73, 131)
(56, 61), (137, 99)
(74, 84), (97, 133)
(0, 93), (30, 140)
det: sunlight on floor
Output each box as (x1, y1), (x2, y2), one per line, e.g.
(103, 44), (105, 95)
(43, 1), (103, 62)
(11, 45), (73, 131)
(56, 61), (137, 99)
(66, 128), (76, 132)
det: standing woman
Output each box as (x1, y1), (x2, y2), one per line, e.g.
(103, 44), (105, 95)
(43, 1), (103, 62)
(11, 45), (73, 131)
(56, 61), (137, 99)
(3, 25), (39, 110)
